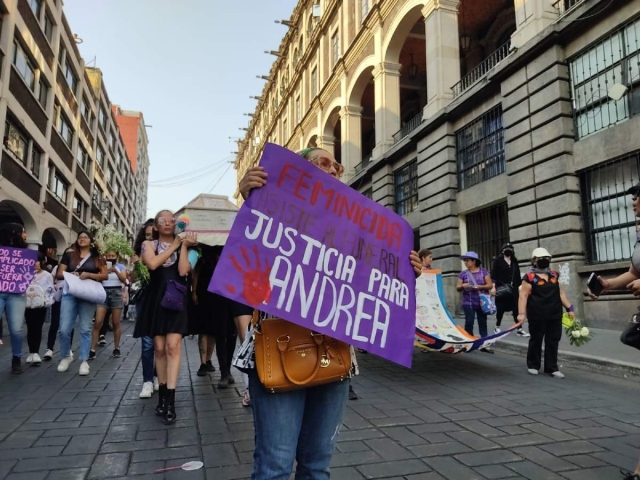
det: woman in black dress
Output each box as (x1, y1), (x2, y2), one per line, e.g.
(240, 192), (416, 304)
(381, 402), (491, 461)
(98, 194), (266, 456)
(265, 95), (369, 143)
(191, 245), (238, 389)
(134, 210), (198, 424)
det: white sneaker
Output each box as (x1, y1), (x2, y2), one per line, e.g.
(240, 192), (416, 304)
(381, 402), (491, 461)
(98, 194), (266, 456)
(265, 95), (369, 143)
(527, 369), (538, 375)
(551, 371), (565, 379)
(517, 329), (531, 337)
(57, 356), (73, 372)
(153, 377), (159, 391)
(139, 382), (154, 398)
(79, 361), (90, 376)
(26, 354), (34, 364)
(43, 349), (53, 361)
(32, 354), (42, 365)
(494, 327), (501, 334)
(69, 351), (74, 361)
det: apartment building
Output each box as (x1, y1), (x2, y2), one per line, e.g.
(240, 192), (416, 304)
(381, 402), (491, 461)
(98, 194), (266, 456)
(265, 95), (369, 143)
(0, 0), (150, 261)
(235, 0), (639, 327)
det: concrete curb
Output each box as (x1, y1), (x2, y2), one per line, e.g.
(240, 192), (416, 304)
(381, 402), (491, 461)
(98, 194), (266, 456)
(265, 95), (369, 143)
(493, 340), (640, 379)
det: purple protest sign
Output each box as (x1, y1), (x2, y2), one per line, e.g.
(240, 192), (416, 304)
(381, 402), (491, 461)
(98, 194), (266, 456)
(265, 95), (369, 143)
(209, 143), (416, 368)
(0, 247), (38, 294)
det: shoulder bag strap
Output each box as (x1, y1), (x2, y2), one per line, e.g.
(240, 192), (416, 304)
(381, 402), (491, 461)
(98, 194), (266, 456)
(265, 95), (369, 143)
(74, 253), (92, 272)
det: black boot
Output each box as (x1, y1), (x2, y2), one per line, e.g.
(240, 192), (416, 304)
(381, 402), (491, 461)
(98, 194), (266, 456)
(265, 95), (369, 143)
(11, 356), (22, 374)
(155, 384), (167, 417)
(163, 389), (176, 425)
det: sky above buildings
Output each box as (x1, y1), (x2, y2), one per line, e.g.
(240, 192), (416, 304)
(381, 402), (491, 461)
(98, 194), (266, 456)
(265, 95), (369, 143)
(64, 0), (298, 219)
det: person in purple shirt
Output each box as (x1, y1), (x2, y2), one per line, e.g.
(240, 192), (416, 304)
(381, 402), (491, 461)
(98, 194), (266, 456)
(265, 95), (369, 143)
(457, 251), (494, 354)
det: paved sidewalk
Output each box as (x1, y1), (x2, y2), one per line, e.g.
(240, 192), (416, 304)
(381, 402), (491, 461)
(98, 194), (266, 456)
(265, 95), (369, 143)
(484, 315), (640, 376)
(0, 320), (638, 479)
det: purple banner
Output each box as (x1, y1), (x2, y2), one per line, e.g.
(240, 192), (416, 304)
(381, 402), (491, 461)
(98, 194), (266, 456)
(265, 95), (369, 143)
(0, 247), (38, 294)
(209, 143), (416, 367)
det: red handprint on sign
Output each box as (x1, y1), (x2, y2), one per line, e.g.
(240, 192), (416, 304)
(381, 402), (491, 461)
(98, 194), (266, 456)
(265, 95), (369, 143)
(226, 245), (272, 306)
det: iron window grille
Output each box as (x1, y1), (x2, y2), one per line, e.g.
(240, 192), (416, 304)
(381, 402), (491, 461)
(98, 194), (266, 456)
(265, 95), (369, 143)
(456, 105), (505, 190)
(569, 16), (640, 140)
(580, 151), (640, 263)
(466, 203), (510, 268)
(394, 160), (418, 216)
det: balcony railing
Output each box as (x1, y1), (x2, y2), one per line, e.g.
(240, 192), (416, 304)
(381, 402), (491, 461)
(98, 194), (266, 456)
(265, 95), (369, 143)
(392, 111), (423, 144)
(553, 0), (586, 19)
(354, 153), (373, 174)
(452, 41), (512, 98)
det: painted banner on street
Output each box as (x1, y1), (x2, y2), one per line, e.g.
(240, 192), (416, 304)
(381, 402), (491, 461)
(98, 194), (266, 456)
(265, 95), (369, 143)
(0, 247), (38, 294)
(415, 271), (523, 354)
(209, 143), (416, 367)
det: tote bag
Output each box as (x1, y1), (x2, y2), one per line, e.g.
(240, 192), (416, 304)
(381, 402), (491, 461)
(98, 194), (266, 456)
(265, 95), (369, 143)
(63, 272), (106, 304)
(467, 269), (497, 315)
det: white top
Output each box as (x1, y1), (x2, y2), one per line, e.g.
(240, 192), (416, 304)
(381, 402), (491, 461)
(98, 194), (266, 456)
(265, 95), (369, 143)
(102, 263), (126, 288)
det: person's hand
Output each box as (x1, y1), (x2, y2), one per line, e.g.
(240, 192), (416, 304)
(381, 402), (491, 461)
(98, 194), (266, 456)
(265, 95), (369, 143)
(183, 232), (198, 247)
(171, 235), (183, 251)
(627, 279), (640, 296)
(192, 292), (198, 305)
(517, 313), (526, 323)
(410, 250), (422, 276)
(462, 283), (471, 290)
(588, 276), (610, 299)
(568, 311), (575, 319)
(239, 166), (268, 200)
(131, 254), (140, 264)
(490, 287), (496, 296)
(79, 272), (92, 280)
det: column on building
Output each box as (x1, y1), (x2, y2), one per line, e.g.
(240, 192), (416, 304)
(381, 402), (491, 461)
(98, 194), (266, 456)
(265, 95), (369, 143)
(417, 123), (461, 312)
(423, 0), (461, 119)
(317, 135), (335, 155)
(511, 0), (558, 49)
(340, 105), (362, 181)
(372, 62), (401, 157)
(501, 45), (583, 316)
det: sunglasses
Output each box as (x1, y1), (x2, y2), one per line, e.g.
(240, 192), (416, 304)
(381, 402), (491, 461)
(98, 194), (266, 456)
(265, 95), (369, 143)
(308, 155), (344, 178)
(157, 218), (176, 226)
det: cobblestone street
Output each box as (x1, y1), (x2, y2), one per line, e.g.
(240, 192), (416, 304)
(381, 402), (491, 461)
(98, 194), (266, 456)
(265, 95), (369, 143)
(0, 322), (639, 479)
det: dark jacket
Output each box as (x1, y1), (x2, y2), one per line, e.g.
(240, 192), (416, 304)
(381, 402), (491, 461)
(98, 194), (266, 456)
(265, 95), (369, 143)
(491, 256), (522, 289)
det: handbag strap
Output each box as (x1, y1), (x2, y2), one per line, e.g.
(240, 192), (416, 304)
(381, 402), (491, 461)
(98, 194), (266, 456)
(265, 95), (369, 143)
(74, 253), (92, 272)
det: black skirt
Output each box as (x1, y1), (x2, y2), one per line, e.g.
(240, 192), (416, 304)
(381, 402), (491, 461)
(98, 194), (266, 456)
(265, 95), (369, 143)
(133, 260), (188, 338)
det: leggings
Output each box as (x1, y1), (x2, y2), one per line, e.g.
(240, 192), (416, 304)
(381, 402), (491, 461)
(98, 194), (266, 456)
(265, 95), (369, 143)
(25, 308), (47, 353)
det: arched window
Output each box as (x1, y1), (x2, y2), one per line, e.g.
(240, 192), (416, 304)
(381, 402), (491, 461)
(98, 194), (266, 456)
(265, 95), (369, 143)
(293, 48), (300, 66)
(308, 14), (314, 38)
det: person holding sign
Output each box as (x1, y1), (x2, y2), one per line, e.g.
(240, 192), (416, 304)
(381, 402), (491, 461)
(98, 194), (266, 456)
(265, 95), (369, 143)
(134, 210), (198, 425)
(234, 147), (423, 480)
(0, 223), (31, 374)
(56, 231), (108, 376)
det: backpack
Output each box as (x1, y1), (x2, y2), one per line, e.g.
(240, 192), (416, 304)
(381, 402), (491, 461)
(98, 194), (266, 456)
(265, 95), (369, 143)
(26, 283), (50, 309)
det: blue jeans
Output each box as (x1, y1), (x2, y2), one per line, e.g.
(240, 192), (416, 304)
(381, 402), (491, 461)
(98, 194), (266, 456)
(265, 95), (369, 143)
(59, 295), (97, 361)
(464, 306), (488, 338)
(0, 293), (26, 357)
(141, 336), (154, 383)
(248, 370), (349, 480)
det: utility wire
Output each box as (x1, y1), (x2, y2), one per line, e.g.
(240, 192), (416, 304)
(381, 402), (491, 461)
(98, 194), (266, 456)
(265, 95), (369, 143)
(207, 163), (233, 193)
(149, 156), (234, 185)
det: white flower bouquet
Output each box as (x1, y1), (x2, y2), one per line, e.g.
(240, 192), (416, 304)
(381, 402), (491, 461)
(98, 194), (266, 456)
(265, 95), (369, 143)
(562, 313), (593, 347)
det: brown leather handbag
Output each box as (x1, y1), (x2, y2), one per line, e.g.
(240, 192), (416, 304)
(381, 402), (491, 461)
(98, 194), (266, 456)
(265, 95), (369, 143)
(252, 312), (352, 393)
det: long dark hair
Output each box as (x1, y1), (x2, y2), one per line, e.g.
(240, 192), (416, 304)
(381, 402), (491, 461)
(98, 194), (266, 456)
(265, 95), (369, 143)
(0, 223), (26, 248)
(71, 230), (102, 265)
(134, 219), (154, 256)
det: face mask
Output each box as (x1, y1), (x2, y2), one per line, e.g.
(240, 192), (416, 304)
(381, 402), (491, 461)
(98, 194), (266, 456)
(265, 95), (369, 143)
(536, 259), (550, 269)
(504, 249), (513, 257)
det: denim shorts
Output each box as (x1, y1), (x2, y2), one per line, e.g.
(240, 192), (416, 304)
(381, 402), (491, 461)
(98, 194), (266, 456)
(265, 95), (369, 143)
(99, 287), (124, 310)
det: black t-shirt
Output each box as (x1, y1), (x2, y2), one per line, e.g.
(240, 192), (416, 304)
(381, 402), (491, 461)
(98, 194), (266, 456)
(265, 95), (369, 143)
(523, 272), (563, 320)
(60, 250), (100, 274)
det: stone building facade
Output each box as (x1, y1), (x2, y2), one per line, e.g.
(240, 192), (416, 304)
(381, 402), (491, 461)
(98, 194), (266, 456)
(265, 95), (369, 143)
(236, 0), (639, 329)
(0, 0), (150, 261)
